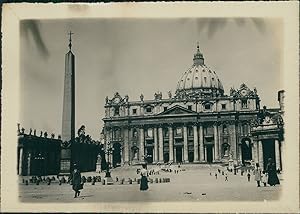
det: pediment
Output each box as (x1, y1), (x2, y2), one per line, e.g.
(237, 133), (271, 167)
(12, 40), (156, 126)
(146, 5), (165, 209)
(159, 105), (196, 115)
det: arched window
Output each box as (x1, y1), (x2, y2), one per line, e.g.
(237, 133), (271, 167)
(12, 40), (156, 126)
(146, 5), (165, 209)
(204, 103), (211, 110)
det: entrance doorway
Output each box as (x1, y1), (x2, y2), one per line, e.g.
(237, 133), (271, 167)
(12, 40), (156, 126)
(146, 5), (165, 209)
(145, 147), (153, 163)
(262, 139), (276, 170)
(112, 143), (121, 168)
(241, 138), (252, 165)
(175, 146), (183, 163)
(206, 145), (213, 163)
(188, 151), (194, 163)
(163, 153), (169, 163)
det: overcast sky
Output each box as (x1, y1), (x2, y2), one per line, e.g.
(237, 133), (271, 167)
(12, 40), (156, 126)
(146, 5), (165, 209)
(20, 18), (283, 139)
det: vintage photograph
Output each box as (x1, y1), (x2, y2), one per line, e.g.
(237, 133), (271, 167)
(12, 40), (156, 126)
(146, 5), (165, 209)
(1, 2), (299, 213)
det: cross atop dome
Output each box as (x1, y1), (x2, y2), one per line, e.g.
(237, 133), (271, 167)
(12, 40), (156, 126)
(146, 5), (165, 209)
(68, 31), (74, 51)
(193, 42), (204, 65)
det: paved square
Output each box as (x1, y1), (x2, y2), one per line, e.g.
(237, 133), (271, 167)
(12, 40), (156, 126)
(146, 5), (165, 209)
(19, 164), (282, 202)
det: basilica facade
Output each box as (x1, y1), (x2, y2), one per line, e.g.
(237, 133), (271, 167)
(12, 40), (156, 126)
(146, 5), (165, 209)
(102, 45), (284, 170)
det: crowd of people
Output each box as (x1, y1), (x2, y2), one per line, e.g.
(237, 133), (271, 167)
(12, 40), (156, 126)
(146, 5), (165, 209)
(69, 158), (280, 198)
(210, 158), (280, 188)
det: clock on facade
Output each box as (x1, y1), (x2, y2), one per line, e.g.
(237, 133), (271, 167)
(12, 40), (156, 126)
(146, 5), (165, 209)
(241, 89), (247, 96)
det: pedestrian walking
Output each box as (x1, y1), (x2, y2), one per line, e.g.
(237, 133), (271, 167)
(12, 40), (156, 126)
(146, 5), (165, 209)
(247, 172), (251, 182)
(225, 173), (228, 181)
(70, 164), (83, 198)
(262, 171), (268, 187)
(215, 173), (218, 179)
(266, 158), (280, 186)
(254, 163), (262, 187)
(140, 163), (149, 191)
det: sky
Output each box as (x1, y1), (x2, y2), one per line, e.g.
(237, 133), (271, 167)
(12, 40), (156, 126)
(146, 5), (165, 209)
(20, 18), (283, 139)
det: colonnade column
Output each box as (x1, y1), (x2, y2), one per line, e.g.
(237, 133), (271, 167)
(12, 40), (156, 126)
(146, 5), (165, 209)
(199, 125), (204, 162)
(214, 123), (219, 161)
(153, 127), (158, 163)
(168, 126), (174, 163)
(275, 139), (281, 170)
(27, 152), (31, 175)
(139, 127), (144, 162)
(281, 140), (285, 172)
(158, 126), (164, 163)
(18, 147), (23, 175)
(193, 124), (199, 162)
(258, 140), (264, 169)
(183, 126), (189, 163)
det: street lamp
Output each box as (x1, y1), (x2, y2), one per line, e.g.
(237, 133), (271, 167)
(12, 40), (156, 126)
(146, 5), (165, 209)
(101, 141), (114, 178)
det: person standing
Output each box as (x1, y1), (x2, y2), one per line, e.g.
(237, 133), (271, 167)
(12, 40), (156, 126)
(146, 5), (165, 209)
(247, 172), (251, 182)
(254, 163), (262, 187)
(266, 158), (280, 186)
(70, 164), (82, 198)
(225, 173), (228, 181)
(140, 163), (149, 191)
(262, 171), (268, 187)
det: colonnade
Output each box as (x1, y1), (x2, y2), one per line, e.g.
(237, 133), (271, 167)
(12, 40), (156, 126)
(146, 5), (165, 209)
(251, 139), (282, 170)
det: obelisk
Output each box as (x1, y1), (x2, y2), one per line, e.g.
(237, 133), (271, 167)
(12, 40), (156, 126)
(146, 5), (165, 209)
(60, 31), (75, 174)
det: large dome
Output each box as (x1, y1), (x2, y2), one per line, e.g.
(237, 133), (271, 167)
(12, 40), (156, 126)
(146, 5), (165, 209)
(175, 45), (224, 98)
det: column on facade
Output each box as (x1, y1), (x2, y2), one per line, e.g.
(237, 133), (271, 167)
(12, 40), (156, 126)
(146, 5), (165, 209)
(213, 123), (219, 161)
(204, 146), (207, 162)
(199, 125), (205, 162)
(168, 126), (174, 163)
(218, 123), (222, 160)
(153, 127), (158, 163)
(139, 127), (145, 162)
(123, 127), (129, 165)
(258, 140), (264, 168)
(275, 139), (281, 170)
(105, 128), (110, 163)
(193, 124), (199, 162)
(18, 147), (23, 175)
(237, 124), (242, 162)
(230, 122), (237, 160)
(238, 144), (242, 162)
(252, 140), (258, 163)
(183, 126), (189, 163)
(158, 126), (164, 163)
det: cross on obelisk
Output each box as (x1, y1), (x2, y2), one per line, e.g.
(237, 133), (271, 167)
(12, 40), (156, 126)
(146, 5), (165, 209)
(60, 31), (76, 175)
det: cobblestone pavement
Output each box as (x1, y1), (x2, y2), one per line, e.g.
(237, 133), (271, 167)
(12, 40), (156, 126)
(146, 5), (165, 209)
(19, 164), (282, 202)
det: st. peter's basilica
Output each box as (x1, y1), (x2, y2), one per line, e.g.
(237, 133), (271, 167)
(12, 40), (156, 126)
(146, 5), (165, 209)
(103, 45), (284, 170)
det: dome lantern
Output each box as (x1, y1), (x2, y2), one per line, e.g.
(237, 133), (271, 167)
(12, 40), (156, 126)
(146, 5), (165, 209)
(193, 42), (204, 65)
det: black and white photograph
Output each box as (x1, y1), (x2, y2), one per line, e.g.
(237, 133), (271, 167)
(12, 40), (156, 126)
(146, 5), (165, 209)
(1, 2), (299, 213)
